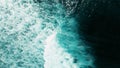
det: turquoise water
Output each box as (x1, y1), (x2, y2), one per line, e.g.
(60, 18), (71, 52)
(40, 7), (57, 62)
(0, 0), (94, 68)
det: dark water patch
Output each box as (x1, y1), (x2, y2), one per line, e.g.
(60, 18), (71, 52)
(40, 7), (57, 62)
(75, 0), (120, 68)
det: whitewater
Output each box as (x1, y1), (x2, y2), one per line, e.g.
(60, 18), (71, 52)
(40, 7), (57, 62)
(0, 0), (94, 68)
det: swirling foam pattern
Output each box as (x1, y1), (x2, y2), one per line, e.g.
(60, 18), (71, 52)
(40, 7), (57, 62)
(0, 0), (94, 68)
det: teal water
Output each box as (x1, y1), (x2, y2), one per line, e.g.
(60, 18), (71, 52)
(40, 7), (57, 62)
(0, 0), (94, 68)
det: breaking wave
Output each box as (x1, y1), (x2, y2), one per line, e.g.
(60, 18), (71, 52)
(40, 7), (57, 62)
(0, 0), (95, 68)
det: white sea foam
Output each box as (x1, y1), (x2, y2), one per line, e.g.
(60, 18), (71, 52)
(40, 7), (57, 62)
(0, 0), (94, 68)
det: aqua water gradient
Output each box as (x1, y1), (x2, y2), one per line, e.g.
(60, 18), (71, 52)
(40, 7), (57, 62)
(0, 0), (94, 68)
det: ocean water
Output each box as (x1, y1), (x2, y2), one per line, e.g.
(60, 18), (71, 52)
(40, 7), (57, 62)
(0, 0), (95, 68)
